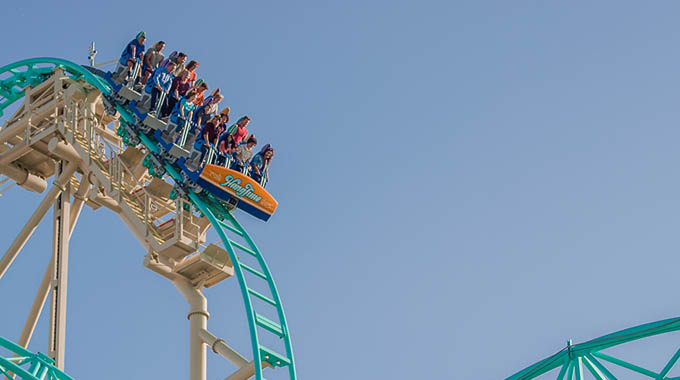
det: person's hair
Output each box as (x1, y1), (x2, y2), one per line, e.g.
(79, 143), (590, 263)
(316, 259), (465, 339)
(185, 89), (197, 99)
(178, 52), (187, 58)
(186, 60), (199, 70)
(179, 70), (189, 77)
(214, 94), (224, 102)
(247, 135), (258, 145)
(238, 116), (251, 125)
(157, 41), (165, 46)
(263, 147), (274, 164)
(166, 61), (177, 67)
(199, 82), (208, 90)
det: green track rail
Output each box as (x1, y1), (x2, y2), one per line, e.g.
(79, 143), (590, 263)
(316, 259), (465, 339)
(506, 317), (680, 380)
(0, 336), (73, 380)
(0, 58), (295, 380)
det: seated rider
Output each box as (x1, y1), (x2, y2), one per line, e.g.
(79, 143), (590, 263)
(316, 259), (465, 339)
(140, 41), (165, 85)
(217, 131), (235, 166)
(231, 135), (257, 173)
(114, 32), (146, 83)
(169, 52), (187, 76)
(163, 70), (191, 117)
(183, 60), (199, 87)
(190, 80), (208, 107)
(250, 144), (274, 186)
(203, 88), (221, 110)
(226, 116), (251, 146)
(168, 89), (197, 141)
(195, 112), (228, 165)
(144, 61), (176, 114)
(193, 94), (220, 128)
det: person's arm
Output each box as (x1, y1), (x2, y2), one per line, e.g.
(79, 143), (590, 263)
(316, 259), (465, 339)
(152, 71), (162, 91)
(196, 111), (203, 127)
(144, 52), (152, 68)
(251, 156), (262, 175)
(172, 80), (179, 98)
(164, 75), (171, 93)
(179, 102), (186, 119)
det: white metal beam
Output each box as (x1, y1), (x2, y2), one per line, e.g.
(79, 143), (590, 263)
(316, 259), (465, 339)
(48, 162), (72, 369)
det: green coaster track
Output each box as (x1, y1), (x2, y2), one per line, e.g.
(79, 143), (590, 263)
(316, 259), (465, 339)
(506, 317), (680, 380)
(0, 336), (73, 380)
(0, 58), (295, 380)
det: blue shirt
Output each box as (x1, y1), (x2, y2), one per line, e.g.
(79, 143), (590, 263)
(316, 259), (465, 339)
(170, 97), (196, 124)
(250, 153), (267, 172)
(144, 67), (174, 94)
(120, 39), (145, 64)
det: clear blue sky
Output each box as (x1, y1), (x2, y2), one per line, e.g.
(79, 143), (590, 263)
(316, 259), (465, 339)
(2, 1), (680, 379)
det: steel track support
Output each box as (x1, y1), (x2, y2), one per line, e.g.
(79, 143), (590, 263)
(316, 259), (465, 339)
(0, 161), (77, 280)
(18, 177), (87, 349)
(47, 161), (72, 369)
(17, 256), (53, 348)
(174, 278), (208, 380)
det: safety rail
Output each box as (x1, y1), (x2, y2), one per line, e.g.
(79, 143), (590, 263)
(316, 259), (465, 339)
(62, 98), (207, 247)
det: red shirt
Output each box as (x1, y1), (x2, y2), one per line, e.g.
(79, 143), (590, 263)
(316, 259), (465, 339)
(233, 125), (248, 145)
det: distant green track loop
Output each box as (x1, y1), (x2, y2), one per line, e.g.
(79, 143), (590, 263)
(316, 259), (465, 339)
(506, 317), (680, 380)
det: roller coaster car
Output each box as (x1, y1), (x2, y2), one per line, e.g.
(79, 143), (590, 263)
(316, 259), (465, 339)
(109, 71), (277, 222)
(197, 164), (278, 222)
(104, 70), (141, 103)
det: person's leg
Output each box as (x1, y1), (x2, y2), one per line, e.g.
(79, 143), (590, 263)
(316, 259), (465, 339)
(163, 97), (177, 118)
(149, 88), (160, 113)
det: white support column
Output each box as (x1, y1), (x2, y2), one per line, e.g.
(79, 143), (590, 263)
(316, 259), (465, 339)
(48, 162), (71, 369)
(20, 178), (86, 349)
(173, 278), (208, 380)
(145, 256), (209, 380)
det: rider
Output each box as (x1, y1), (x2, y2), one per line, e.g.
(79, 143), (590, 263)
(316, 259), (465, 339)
(163, 70), (191, 118)
(144, 61), (176, 114)
(193, 94), (221, 128)
(168, 89), (197, 140)
(190, 80), (208, 107)
(140, 41), (165, 85)
(184, 60), (199, 87)
(227, 116), (251, 146)
(232, 135), (257, 173)
(113, 32), (146, 83)
(250, 144), (273, 186)
(195, 112), (228, 165)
